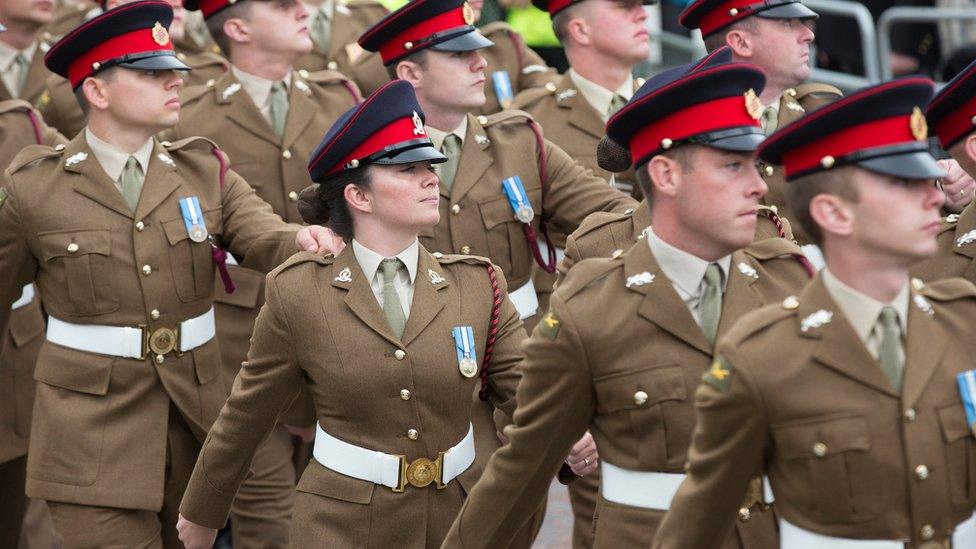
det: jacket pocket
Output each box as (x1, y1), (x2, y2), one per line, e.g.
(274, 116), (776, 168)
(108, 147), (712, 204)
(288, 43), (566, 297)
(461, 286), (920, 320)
(939, 402), (975, 509)
(212, 265), (264, 309)
(162, 208), (221, 302)
(37, 228), (119, 316)
(296, 459), (375, 505)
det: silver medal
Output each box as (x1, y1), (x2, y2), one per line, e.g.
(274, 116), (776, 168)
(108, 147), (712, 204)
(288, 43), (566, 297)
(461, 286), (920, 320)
(515, 203), (534, 224)
(189, 224), (207, 243)
(459, 357), (478, 378)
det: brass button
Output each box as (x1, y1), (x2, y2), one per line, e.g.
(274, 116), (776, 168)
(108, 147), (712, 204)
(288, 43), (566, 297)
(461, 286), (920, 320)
(400, 389), (411, 401)
(55, 143), (66, 151)
(738, 507), (751, 522)
(633, 390), (648, 406)
(915, 464), (929, 480)
(477, 115), (488, 125)
(299, 69), (310, 78)
(545, 82), (557, 92)
(920, 524), (935, 540)
(327, 61), (338, 70)
(150, 309), (160, 320)
(451, 204), (461, 214)
(142, 265), (153, 276)
(67, 242), (79, 253)
(282, 149), (292, 160)
(764, 165), (774, 176)
(288, 191), (299, 202)
(432, 252), (443, 259)
(155, 354), (165, 364)
(910, 278), (925, 291)
(611, 249), (623, 259)
(460, 245), (471, 254)
(782, 296), (799, 310)
(812, 442), (827, 457)
(623, 208), (635, 215)
(394, 349), (406, 360)
(407, 428), (419, 440)
(135, 221), (145, 231)
(787, 88), (797, 97)
(904, 408), (917, 422)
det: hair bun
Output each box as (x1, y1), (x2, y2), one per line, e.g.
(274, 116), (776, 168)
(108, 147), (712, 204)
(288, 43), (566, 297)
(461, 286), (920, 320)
(297, 184), (329, 225)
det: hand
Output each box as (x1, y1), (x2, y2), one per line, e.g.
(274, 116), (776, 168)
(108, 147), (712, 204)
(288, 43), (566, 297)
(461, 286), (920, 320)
(176, 514), (217, 549)
(938, 159), (975, 213)
(496, 429), (509, 445)
(296, 225), (346, 255)
(285, 424), (316, 442)
(565, 431), (599, 476)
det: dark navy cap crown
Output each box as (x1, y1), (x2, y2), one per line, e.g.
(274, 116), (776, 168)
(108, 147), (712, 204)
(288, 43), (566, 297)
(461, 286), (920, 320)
(927, 58), (976, 150)
(680, 0), (817, 37)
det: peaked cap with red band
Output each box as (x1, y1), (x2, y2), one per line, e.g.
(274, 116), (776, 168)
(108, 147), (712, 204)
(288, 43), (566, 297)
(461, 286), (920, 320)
(358, 0), (493, 66)
(680, 0), (817, 38)
(45, 1), (189, 89)
(926, 58), (976, 150)
(606, 57), (766, 169)
(308, 80), (446, 182)
(758, 78), (944, 181)
(530, 0), (656, 18)
(184, 0), (241, 19)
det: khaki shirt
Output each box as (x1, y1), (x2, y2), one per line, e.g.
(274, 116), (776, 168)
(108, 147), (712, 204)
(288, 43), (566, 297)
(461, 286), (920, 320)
(231, 66), (291, 126)
(427, 117), (468, 152)
(352, 238), (419, 315)
(822, 268), (909, 360)
(0, 40), (38, 99)
(0, 37), (51, 105)
(85, 128), (153, 193)
(647, 229), (731, 326)
(567, 68), (633, 123)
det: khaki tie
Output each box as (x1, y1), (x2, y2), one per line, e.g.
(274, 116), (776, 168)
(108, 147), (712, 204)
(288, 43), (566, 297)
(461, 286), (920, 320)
(269, 81), (289, 138)
(438, 133), (462, 192)
(700, 263), (723, 345)
(120, 156), (144, 211)
(878, 306), (904, 392)
(608, 94), (627, 118)
(310, 9), (332, 53)
(381, 258), (407, 338)
(761, 106), (778, 135)
(13, 53), (30, 98)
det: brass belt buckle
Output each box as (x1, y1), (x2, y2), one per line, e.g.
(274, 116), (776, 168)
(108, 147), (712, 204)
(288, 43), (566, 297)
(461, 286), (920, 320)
(140, 325), (182, 360)
(393, 452), (446, 492)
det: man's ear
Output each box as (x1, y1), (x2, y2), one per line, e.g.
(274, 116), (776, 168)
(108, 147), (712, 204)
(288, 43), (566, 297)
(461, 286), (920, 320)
(565, 16), (591, 47)
(81, 76), (111, 112)
(647, 155), (681, 200)
(808, 192), (854, 239)
(725, 29), (753, 59)
(222, 17), (250, 45)
(396, 60), (424, 89)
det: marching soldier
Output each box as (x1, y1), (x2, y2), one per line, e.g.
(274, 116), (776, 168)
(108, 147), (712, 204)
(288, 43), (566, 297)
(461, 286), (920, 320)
(0, 0), (55, 105)
(0, 3), (331, 546)
(175, 79), (524, 549)
(0, 97), (64, 549)
(651, 78), (976, 548)
(40, 0), (229, 138)
(441, 61), (810, 549)
(163, 0), (360, 543)
(43, 0), (98, 38)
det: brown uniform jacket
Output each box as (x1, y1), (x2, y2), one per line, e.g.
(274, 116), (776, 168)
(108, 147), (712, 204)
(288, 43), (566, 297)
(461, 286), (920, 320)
(478, 22), (558, 116)
(43, 1), (98, 39)
(295, 0), (389, 97)
(39, 50), (230, 139)
(0, 133), (302, 510)
(179, 246), (524, 547)
(422, 110), (635, 292)
(441, 235), (810, 549)
(653, 274), (976, 547)
(758, 83), (842, 245)
(0, 100), (66, 465)
(911, 206), (976, 283)
(0, 38), (53, 106)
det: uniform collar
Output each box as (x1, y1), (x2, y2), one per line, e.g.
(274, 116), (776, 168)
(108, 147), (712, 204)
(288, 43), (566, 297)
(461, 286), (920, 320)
(311, 0), (334, 18)
(426, 116), (467, 151)
(821, 268), (910, 343)
(646, 227), (731, 295)
(352, 238), (420, 284)
(567, 68), (634, 120)
(84, 127), (154, 181)
(0, 39), (37, 71)
(230, 65), (292, 109)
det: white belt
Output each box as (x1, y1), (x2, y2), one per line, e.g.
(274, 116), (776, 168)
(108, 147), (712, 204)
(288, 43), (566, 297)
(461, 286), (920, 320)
(508, 279), (539, 320)
(537, 241), (566, 266)
(601, 462), (774, 510)
(780, 513), (976, 548)
(12, 284), (35, 310)
(46, 307), (216, 359)
(313, 423), (476, 492)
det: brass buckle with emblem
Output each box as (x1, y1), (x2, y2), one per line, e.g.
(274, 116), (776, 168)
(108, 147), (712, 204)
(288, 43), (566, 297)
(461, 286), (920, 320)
(393, 451), (447, 493)
(139, 324), (182, 360)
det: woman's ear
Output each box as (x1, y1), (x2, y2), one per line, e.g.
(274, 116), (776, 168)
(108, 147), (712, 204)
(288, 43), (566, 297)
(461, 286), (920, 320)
(344, 183), (373, 215)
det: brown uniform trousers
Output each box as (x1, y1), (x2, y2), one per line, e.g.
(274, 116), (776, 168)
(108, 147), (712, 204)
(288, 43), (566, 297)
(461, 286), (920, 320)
(179, 247), (525, 548)
(549, 202), (798, 547)
(294, 0), (390, 97)
(757, 83), (842, 245)
(0, 100), (65, 549)
(0, 133), (302, 548)
(477, 22), (558, 116)
(912, 205), (976, 283)
(162, 67), (359, 548)
(440, 234), (810, 548)
(0, 37), (52, 107)
(39, 50), (230, 139)
(653, 275), (976, 547)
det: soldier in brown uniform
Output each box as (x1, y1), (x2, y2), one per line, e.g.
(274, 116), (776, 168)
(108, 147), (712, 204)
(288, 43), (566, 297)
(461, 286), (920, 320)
(0, 96), (64, 549)
(39, 0), (229, 138)
(0, 0), (55, 105)
(442, 61), (811, 549)
(0, 4), (333, 546)
(652, 78), (976, 548)
(175, 79), (524, 549)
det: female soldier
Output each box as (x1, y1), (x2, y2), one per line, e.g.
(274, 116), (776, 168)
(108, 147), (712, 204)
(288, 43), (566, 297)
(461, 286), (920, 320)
(175, 80), (525, 548)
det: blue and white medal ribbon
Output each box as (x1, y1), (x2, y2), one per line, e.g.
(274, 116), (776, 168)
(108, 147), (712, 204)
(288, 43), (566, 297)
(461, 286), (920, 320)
(957, 369), (976, 437)
(179, 196), (208, 243)
(453, 326), (478, 378)
(501, 175), (534, 223)
(492, 71), (514, 109)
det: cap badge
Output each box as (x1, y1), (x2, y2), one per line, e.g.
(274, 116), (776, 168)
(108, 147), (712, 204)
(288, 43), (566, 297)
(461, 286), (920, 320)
(412, 111), (425, 136)
(744, 89), (763, 120)
(910, 106), (928, 141)
(800, 309), (833, 332)
(152, 22), (170, 47)
(462, 2), (475, 25)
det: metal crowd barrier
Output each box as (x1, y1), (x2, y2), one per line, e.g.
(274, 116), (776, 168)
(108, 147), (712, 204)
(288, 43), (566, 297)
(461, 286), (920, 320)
(877, 6), (976, 81)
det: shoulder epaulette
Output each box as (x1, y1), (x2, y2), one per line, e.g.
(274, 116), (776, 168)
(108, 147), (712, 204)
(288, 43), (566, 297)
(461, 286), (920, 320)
(792, 82), (843, 101)
(184, 51), (228, 69)
(432, 252), (493, 267)
(341, 0), (386, 10)
(939, 213), (961, 235)
(722, 300), (798, 346)
(571, 208), (635, 240)
(297, 68), (349, 84)
(8, 144), (62, 174)
(919, 277), (976, 302)
(510, 85), (554, 110)
(556, 256), (622, 300)
(479, 21), (514, 37)
(480, 108), (536, 129)
(744, 234), (804, 261)
(163, 135), (221, 153)
(756, 204), (795, 240)
(273, 251), (334, 276)
(178, 83), (213, 105)
(0, 99), (33, 115)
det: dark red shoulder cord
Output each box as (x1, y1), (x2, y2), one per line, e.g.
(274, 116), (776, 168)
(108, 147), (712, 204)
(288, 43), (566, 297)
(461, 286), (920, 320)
(523, 118), (557, 273)
(25, 108), (43, 145)
(506, 29), (526, 74)
(341, 80), (363, 105)
(478, 263), (502, 401)
(766, 208), (815, 279)
(210, 147), (236, 294)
